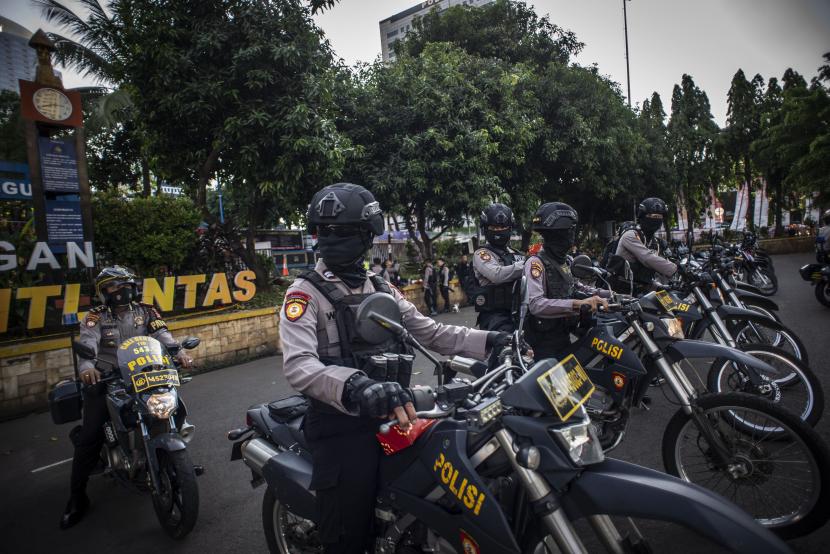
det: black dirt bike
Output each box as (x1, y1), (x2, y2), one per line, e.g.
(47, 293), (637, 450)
(229, 290), (791, 553)
(50, 335), (202, 539)
(800, 262), (830, 308)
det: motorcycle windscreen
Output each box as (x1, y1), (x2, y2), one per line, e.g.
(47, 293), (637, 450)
(116, 336), (179, 393)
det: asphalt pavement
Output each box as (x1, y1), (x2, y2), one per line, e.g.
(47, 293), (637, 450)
(0, 252), (827, 553)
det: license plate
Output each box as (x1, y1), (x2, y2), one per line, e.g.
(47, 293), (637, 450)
(655, 290), (676, 311)
(536, 354), (595, 422)
(131, 369), (179, 392)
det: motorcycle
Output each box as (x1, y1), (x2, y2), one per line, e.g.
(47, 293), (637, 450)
(800, 262), (830, 308)
(50, 335), (202, 539)
(229, 290), (792, 553)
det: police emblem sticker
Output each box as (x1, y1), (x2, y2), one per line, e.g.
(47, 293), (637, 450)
(530, 260), (543, 279)
(478, 251), (491, 262)
(284, 291), (311, 322)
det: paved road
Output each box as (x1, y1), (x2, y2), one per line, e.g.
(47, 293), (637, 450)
(1, 252), (827, 553)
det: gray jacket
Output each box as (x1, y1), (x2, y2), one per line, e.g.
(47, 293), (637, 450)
(614, 229), (677, 277)
(525, 256), (610, 318)
(472, 247), (524, 286)
(280, 261), (489, 414)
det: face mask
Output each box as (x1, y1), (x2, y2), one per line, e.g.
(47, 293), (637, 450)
(640, 218), (663, 235)
(541, 229), (575, 261)
(108, 286), (134, 307)
(485, 229), (511, 248)
(317, 232), (372, 287)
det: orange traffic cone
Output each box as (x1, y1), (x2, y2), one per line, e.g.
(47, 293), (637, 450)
(281, 256), (289, 276)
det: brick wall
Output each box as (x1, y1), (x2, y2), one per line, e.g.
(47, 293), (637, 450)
(0, 308), (280, 420)
(399, 279), (469, 313)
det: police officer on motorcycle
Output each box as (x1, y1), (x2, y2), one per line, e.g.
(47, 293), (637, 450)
(524, 203), (609, 360)
(818, 209), (830, 263)
(472, 203), (525, 333)
(61, 266), (193, 529)
(280, 183), (506, 554)
(609, 197), (678, 293)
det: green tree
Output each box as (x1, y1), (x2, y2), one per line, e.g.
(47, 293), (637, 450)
(667, 75), (720, 232)
(637, 92), (677, 224)
(0, 91), (26, 163)
(723, 69), (763, 226)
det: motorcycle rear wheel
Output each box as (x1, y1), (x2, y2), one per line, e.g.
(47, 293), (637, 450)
(815, 281), (830, 308)
(152, 449), (199, 539)
(262, 487), (322, 554)
(662, 392), (830, 539)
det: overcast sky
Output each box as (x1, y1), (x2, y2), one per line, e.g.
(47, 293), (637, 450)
(3, 0), (829, 125)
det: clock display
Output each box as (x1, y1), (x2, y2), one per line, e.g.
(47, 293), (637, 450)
(32, 88), (73, 121)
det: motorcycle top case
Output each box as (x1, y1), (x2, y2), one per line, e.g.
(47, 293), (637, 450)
(48, 380), (82, 424)
(800, 263), (826, 282)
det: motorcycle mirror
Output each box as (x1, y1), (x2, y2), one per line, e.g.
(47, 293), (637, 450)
(571, 255), (595, 280)
(355, 293), (404, 344)
(72, 341), (96, 360)
(181, 337), (200, 350)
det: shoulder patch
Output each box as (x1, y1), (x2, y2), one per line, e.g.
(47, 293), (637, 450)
(84, 313), (100, 327)
(478, 250), (492, 262)
(284, 291), (311, 322)
(530, 260), (544, 279)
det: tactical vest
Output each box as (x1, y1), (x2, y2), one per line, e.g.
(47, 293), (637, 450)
(299, 271), (415, 415)
(473, 246), (518, 313)
(525, 250), (578, 340)
(608, 229), (658, 292)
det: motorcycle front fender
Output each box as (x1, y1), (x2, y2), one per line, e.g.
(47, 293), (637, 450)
(664, 339), (777, 375)
(561, 458), (791, 554)
(716, 303), (779, 325)
(734, 280), (764, 295)
(733, 289), (779, 311)
(148, 432), (187, 454)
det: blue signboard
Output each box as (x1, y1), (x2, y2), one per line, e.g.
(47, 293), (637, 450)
(45, 198), (84, 252)
(0, 161), (31, 201)
(38, 137), (80, 193)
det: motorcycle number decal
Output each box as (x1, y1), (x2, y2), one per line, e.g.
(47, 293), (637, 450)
(459, 529), (480, 554)
(284, 291), (310, 322)
(530, 260), (543, 279)
(590, 337), (623, 360)
(433, 453), (486, 515)
(536, 354), (595, 423)
(132, 369), (179, 392)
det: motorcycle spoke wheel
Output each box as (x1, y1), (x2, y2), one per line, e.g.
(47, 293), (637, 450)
(151, 450), (199, 539)
(663, 393), (830, 539)
(732, 322), (804, 364)
(263, 488), (322, 554)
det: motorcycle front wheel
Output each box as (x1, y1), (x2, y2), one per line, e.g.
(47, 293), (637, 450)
(262, 487), (321, 554)
(815, 281), (830, 308)
(662, 392), (830, 539)
(152, 449), (199, 539)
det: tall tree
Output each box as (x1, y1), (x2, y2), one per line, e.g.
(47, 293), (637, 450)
(724, 69), (762, 226)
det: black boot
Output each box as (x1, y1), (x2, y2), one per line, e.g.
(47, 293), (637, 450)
(60, 493), (89, 530)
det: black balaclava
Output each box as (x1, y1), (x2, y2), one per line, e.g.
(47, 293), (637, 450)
(639, 216), (663, 238)
(317, 229), (373, 288)
(485, 227), (511, 249)
(107, 285), (135, 308)
(541, 229), (575, 263)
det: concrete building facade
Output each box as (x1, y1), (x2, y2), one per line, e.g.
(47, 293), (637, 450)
(0, 16), (38, 93)
(379, 0), (494, 62)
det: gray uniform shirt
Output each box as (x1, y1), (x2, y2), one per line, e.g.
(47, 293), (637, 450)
(438, 265), (449, 287)
(525, 256), (610, 318)
(280, 261), (489, 414)
(472, 247), (525, 286)
(78, 303), (178, 372)
(819, 225), (830, 252)
(423, 265), (434, 290)
(615, 230), (678, 277)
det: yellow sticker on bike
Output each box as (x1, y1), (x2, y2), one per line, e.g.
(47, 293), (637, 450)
(131, 369), (180, 393)
(536, 354), (595, 422)
(655, 290), (676, 311)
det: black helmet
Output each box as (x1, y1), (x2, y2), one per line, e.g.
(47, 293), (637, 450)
(95, 266), (138, 306)
(479, 203), (514, 229)
(636, 197), (668, 220)
(306, 183), (384, 236)
(532, 202), (578, 231)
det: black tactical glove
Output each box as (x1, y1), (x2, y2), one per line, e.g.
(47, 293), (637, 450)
(486, 331), (512, 350)
(343, 373), (413, 418)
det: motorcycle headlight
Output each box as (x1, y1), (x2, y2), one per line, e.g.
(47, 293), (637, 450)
(662, 317), (684, 339)
(551, 415), (605, 466)
(146, 391), (177, 419)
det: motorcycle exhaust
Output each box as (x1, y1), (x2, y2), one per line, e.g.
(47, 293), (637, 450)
(241, 438), (280, 475)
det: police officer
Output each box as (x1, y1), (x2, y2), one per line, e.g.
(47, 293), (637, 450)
(436, 258), (451, 312)
(818, 209), (830, 263)
(423, 259), (438, 315)
(610, 197), (678, 293)
(472, 203), (525, 333)
(525, 203), (609, 360)
(281, 183), (505, 554)
(61, 266), (193, 529)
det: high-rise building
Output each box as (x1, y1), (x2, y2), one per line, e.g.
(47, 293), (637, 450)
(379, 0), (494, 62)
(0, 16), (38, 93)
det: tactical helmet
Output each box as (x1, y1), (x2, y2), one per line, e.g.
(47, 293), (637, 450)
(306, 183), (384, 236)
(532, 202), (578, 231)
(636, 197), (668, 220)
(95, 266), (138, 306)
(479, 203), (514, 229)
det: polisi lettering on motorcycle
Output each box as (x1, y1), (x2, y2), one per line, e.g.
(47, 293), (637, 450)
(126, 353), (169, 373)
(433, 453), (486, 515)
(590, 337), (623, 360)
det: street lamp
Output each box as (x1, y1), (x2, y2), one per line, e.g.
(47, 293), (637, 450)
(622, 0), (632, 108)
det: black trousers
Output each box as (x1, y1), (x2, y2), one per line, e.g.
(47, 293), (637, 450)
(69, 384), (109, 497)
(440, 286), (451, 311)
(424, 288), (437, 313)
(526, 331), (571, 363)
(305, 408), (382, 554)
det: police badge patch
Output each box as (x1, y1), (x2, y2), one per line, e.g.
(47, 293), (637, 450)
(284, 291), (311, 322)
(530, 260), (543, 279)
(478, 251), (492, 262)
